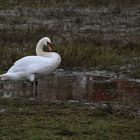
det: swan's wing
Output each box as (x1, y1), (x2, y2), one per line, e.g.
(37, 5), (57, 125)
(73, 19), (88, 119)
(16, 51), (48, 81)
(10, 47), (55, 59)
(7, 56), (54, 74)
(14, 56), (45, 66)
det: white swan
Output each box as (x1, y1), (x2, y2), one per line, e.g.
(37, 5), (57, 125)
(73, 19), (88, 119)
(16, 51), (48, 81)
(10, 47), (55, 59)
(0, 37), (61, 84)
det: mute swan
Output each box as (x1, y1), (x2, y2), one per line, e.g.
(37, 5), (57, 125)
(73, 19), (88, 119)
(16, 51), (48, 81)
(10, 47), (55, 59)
(0, 37), (61, 86)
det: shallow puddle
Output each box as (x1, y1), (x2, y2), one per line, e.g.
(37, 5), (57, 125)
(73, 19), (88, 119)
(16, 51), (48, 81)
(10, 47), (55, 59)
(0, 71), (140, 103)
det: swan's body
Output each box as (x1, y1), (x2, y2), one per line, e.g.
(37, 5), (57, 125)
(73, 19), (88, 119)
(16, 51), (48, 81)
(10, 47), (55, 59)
(0, 37), (61, 82)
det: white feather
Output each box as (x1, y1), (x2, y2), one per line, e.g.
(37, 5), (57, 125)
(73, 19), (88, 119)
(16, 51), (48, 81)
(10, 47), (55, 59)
(0, 37), (61, 81)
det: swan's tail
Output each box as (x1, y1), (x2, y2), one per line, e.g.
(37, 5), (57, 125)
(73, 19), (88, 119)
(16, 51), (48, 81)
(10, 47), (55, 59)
(0, 73), (12, 80)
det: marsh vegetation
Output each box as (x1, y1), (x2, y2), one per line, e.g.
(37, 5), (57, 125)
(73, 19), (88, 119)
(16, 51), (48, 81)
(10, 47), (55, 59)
(0, 4), (140, 77)
(0, 98), (140, 140)
(0, 0), (140, 139)
(0, 71), (140, 139)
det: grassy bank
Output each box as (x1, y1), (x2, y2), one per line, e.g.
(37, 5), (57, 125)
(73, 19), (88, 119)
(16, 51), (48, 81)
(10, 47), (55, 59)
(0, 41), (140, 78)
(0, 0), (139, 9)
(0, 0), (139, 77)
(0, 98), (140, 140)
(0, 25), (139, 77)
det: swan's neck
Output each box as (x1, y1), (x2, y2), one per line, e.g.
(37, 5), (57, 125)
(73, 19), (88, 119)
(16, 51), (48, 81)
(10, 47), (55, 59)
(36, 41), (47, 56)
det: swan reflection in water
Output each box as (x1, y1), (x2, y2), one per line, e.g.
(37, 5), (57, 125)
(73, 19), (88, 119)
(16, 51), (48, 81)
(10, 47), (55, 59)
(0, 74), (139, 102)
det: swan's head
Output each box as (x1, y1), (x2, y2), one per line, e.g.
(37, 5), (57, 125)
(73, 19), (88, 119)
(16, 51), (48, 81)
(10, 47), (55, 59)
(41, 37), (53, 51)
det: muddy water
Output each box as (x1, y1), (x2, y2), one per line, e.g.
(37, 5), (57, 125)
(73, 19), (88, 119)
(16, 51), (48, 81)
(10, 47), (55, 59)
(0, 71), (140, 103)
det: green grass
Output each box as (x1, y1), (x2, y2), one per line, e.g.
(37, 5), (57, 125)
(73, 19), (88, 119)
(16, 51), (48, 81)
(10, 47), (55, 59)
(0, 98), (140, 140)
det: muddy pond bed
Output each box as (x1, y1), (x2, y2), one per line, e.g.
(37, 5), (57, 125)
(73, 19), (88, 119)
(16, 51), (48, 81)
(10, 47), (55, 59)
(0, 70), (140, 139)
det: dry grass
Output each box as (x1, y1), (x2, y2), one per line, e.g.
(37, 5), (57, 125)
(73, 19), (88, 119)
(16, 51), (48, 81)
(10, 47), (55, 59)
(0, 40), (139, 73)
(0, 0), (139, 9)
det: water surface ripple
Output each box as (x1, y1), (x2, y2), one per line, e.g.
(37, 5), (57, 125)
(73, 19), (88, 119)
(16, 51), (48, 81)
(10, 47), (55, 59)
(0, 70), (139, 103)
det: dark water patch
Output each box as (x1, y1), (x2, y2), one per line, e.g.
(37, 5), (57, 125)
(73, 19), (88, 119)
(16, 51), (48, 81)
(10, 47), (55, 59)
(0, 71), (139, 104)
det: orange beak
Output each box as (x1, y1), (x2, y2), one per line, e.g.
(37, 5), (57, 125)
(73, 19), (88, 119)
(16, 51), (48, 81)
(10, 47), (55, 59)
(47, 42), (53, 51)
